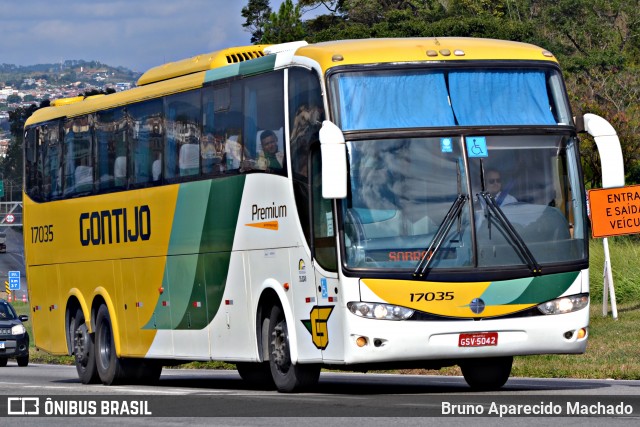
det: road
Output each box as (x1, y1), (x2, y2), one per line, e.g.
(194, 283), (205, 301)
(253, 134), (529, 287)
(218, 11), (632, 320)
(0, 363), (639, 426)
(0, 226), (26, 299)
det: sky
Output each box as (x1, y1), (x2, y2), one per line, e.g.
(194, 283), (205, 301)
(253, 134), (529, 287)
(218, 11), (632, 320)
(1, 0), (322, 73)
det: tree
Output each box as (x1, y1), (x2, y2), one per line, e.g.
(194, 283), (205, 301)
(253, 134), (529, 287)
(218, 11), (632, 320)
(2, 103), (41, 193)
(262, 0), (306, 44)
(242, 0), (273, 43)
(249, 0), (640, 185)
(6, 94), (22, 104)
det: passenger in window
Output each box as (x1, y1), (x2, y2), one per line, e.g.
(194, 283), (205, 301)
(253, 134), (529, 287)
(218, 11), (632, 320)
(486, 169), (517, 206)
(257, 129), (284, 171)
(202, 130), (227, 174)
(224, 133), (249, 171)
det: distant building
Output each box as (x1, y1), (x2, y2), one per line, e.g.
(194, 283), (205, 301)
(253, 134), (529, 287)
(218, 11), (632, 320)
(115, 82), (132, 91)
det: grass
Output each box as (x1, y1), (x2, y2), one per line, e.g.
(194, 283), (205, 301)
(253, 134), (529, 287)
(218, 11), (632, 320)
(8, 236), (640, 378)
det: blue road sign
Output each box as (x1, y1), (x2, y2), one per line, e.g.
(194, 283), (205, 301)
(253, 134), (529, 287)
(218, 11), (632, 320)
(8, 271), (20, 291)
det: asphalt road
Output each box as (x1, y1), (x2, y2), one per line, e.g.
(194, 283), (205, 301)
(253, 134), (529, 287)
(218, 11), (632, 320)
(1, 363), (639, 426)
(0, 227), (26, 299)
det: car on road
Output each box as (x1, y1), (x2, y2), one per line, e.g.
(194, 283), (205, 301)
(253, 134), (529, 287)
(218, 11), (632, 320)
(0, 231), (6, 253)
(0, 298), (29, 366)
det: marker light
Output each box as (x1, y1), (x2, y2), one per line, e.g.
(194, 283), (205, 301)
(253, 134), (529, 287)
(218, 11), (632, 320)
(356, 336), (368, 347)
(348, 302), (414, 320)
(537, 294), (589, 315)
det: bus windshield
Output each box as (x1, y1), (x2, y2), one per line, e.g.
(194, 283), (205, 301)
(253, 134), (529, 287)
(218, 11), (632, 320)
(340, 134), (586, 272)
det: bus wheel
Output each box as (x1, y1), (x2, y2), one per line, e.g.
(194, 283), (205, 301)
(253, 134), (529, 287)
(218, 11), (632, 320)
(236, 362), (275, 389)
(460, 356), (513, 391)
(73, 308), (99, 384)
(268, 305), (320, 392)
(95, 305), (126, 385)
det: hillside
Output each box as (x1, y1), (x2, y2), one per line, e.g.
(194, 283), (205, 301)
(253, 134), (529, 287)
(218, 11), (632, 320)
(0, 59), (141, 90)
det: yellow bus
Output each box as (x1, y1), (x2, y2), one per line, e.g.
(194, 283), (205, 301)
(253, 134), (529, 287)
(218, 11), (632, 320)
(23, 38), (619, 392)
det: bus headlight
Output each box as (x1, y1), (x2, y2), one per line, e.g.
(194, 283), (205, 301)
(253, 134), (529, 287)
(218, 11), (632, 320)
(348, 302), (414, 320)
(537, 293), (589, 315)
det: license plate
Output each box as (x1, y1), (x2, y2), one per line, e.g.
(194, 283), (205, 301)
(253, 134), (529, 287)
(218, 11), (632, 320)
(0, 342), (5, 349)
(459, 332), (498, 347)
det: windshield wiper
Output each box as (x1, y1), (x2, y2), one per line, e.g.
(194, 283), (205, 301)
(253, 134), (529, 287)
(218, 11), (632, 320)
(479, 192), (542, 275)
(414, 194), (467, 277)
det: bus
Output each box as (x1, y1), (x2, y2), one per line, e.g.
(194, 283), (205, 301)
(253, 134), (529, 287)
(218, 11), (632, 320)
(23, 38), (621, 392)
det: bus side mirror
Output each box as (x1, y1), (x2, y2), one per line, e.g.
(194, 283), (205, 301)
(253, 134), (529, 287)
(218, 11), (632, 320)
(582, 113), (625, 188)
(319, 120), (347, 199)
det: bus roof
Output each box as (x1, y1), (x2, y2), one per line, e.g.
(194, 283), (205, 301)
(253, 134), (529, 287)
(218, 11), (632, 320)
(137, 45), (270, 86)
(296, 37), (557, 69)
(25, 38), (557, 126)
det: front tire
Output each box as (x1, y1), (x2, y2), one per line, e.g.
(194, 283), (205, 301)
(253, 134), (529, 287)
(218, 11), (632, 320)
(95, 304), (126, 385)
(460, 356), (513, 391)
(268, 305), (320, 392)
(73, 308), (99, 384)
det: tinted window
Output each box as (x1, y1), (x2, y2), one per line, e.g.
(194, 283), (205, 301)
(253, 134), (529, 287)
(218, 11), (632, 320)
(165, 90), (201, 180)
(128, 100), (163, 186)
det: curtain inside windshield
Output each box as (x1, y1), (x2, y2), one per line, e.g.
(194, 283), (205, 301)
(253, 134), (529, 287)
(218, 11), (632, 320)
(335, 69), (560, 130)
(449, 70), (556, 125)
(337, 72), (455, 130)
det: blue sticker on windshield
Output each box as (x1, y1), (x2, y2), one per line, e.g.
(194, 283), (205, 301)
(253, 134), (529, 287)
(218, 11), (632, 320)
(466, 136), (488, 158)
(440, 138), (453, 153)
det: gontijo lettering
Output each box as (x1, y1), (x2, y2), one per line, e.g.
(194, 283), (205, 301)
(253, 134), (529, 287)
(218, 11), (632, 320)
(79, 205), (151, 246)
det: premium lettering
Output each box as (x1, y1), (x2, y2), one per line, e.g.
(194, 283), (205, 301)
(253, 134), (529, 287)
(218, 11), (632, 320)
(252, 202), (287, 221)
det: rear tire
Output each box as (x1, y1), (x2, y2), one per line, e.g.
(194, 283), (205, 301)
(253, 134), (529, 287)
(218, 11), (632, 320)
(95, 304), (126, 385)
(0, 358), (7, 367)
(17, 356), (29, 367)
(73, 308), (99, 384)
(268, 305), (320, 392)
(460, 356), (513, 391)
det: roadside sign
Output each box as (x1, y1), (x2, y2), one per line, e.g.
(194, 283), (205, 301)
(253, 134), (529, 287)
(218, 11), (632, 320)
(5, 214), (14, 223)
(8, 271), (20, 291)
(588, 184), (640, 238)
(4, 280), (9, 294)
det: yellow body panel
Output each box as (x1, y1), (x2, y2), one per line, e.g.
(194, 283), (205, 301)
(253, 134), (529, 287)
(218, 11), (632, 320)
(362, 278), (535, 318)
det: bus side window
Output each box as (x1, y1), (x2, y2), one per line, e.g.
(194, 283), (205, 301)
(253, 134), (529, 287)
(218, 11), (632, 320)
(165, 90), (201, 180)
(311, 147), (337, 271)
(289, 67), (324, 248)
(243, 70), (285, 173)
(129, 99), (163, 186)
(96, 107), (127, 191)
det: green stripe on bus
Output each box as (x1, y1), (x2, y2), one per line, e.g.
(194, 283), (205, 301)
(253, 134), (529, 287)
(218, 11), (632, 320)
(204, 55), (277, 84)
(507, 271), (580, 305)
(145, 176), (246, 330)
(204, 64), (241, 83)
(238, 55), (277, 76)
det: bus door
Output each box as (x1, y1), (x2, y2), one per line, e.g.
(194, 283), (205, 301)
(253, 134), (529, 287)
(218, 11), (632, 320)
(309, 148), (344, 361)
